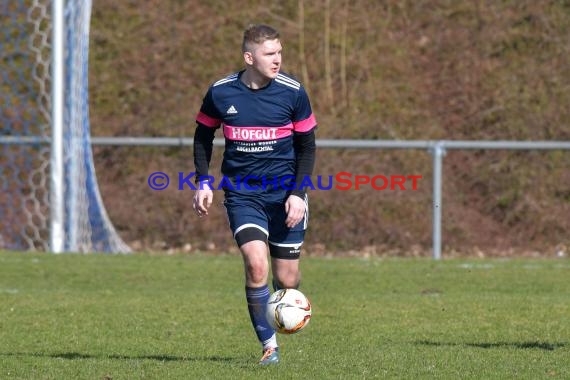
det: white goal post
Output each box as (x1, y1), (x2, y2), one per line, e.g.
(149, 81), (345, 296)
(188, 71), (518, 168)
(51, 0), (64, 252)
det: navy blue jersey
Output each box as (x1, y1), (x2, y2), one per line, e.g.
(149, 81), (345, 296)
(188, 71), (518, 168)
(196, 70), (317, 190)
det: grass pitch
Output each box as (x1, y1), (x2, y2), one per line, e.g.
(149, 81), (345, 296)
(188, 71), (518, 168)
(0, 251), (568, 379)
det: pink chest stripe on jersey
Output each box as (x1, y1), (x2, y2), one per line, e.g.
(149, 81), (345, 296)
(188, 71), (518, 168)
(223, 124), (293, 141)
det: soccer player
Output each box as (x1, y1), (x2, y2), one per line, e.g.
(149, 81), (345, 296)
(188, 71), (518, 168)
(192, 24), (317, 365)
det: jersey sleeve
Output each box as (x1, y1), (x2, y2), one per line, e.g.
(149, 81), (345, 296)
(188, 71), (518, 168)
(292, 86), (317, 133)
(196, 86), (222, 128)
(193, 124), (216, 183)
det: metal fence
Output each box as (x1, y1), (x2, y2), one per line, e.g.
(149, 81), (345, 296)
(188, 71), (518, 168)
(1, 136), (569, 258)
(92, 137), (570, 259)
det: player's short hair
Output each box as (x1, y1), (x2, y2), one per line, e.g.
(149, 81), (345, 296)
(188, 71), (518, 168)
(242, 24), (280, 53)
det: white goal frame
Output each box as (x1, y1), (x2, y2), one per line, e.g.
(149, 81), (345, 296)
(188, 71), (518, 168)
(50, 0), (64, 253)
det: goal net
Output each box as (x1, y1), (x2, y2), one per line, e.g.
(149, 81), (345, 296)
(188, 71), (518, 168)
(0, 0), (130, 253)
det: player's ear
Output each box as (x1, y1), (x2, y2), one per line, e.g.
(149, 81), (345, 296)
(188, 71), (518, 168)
(243, 51), (254, 65)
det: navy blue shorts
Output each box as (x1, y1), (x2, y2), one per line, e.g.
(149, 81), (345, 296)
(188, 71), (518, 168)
(224, 193), (308, 254)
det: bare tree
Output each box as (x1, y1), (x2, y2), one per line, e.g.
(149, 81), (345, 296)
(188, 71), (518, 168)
(340, 0), (349, 109)
(324, 0), (335, 112)
(298, 0), (311, 94)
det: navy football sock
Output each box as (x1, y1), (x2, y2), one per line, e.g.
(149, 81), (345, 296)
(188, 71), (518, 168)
(245, 285), (276, 348)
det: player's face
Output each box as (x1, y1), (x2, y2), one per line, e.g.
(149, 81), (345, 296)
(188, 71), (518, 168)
(248, 39), (282, 80)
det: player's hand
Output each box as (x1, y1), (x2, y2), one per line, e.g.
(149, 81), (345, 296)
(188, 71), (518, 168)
(284, 194), (306, 228)
(193, 184), (213, 217)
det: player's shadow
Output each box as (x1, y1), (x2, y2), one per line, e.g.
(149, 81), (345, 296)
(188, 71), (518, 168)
(416, 340), (566, 351)
(0, 351), (235, 362)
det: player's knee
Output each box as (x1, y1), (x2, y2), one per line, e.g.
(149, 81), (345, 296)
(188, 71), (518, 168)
(273, 276), (300, 290)
(241, 240), (269, 285)
(246, 265), (267, 284)
(244, 255), (268, 284)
